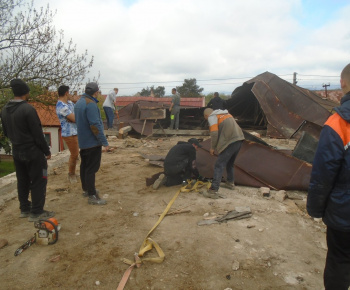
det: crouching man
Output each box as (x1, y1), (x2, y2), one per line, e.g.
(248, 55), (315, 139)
(153, 138), (202, 189)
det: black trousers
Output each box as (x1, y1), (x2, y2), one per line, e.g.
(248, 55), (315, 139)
(14, 148), (48, 215)
(164, 158), (192, 186)
(80, 146), (102, 195)
(324, 226), (350, 290)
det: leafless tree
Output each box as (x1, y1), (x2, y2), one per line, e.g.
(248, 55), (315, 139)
(0, 0), (94, 91)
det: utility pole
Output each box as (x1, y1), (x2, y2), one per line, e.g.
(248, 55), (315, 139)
(322, 83), (330, 99)
(293, 72), (297, 85)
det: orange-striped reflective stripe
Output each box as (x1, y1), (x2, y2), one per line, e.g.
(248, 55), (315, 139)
(217, 114), (233, 125)
(209, 114), (233, 132)
(325, 113), (350, 149)
(209, 123), (218, 132)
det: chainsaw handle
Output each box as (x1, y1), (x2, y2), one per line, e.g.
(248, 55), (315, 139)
(39, 219), (58, 245)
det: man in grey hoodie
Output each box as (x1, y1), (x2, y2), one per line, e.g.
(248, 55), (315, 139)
(0, 79), (54, 221)
(203, 108), (244, 199)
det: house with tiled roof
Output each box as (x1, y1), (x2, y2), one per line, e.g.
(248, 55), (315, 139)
(104, 95), (205, 109)
(30, 102), (62, 155)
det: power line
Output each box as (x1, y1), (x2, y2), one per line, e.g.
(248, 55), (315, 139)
(298, 74), (339, 78)
(99, 75), (285, 85)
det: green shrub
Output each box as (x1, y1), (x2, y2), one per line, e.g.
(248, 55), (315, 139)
(0, 160), (15, 178)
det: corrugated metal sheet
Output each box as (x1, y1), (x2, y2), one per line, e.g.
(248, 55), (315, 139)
(115, 96), (205, 108)
(196, 139), (312, 191)
(226, 72), (338, 139)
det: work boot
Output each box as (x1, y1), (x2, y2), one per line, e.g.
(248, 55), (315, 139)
(222, 181), (235, 190)
(83, 189), (99, 197)
(202, 188), (226, 199)
(28, 210), (55, 222)
(88, 194), (107, 205)
(153, 174), (166, 190)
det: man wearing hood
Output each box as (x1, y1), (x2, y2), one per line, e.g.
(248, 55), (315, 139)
(203, 108), (244, 199)
(0, 79), (54, 222)
(153, 138), (202, 189)
(74, 82), (109, 205)
(307, 63), (350, 290)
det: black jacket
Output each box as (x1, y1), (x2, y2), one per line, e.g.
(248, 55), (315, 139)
(1, 100), (51, 159)
(164, 141), (199, 177)
(207, 96), (226, 110)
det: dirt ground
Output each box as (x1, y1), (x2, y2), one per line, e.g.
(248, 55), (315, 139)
(0, 135), (327, 290)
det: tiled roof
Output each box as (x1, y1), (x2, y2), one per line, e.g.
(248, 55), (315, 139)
(314, 90), (342, 104)
(112, 96), (205, 108)
(29, 102), (60, 126)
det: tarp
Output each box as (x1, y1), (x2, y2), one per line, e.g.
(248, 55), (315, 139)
(226, 71), (338, 139)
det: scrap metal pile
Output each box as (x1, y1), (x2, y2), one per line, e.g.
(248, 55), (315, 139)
(120, 72), (339, 191)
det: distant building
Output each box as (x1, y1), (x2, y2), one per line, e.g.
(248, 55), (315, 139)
(313, 89), (342, 104)
(30, 102), (62, 155)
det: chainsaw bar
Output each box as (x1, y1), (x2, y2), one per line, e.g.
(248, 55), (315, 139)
(14, 235), (36, 256)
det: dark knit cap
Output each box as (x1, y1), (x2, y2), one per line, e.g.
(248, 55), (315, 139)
(188, 138), (202, 148)
(10, 79), (30, 96)
(85, 82), (99, 95)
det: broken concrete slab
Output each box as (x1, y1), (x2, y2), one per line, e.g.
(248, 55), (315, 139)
(275, 190), (287, 202)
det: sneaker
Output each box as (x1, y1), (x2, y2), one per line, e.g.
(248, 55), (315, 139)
(153, 174), (166, 190)
(20, 211), (30, 218)
(83, 189), (99, 197)
(88, 194), (107, 205)
(222, 181), (235, 190)
(28, 210), (55, 222)
(68, 174), (78, 184)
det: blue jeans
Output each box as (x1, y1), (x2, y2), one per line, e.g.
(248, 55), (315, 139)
(103, 107), (115, 129)
(211, 141), (242, 190)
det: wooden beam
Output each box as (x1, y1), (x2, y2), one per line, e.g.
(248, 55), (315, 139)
(152, 129), (209, 136)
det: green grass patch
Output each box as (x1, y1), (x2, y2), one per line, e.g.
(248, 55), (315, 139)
(0, 160), (15, 178)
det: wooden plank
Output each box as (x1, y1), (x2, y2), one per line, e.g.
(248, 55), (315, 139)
(119, 126), (132, 134)
(152, 129), (209, 136)
(104, 128), (118, 136)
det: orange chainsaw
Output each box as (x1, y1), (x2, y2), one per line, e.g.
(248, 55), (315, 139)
(14, 218), (61, 256)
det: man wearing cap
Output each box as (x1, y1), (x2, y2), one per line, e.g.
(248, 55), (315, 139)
(0, 79), (54, 221)
(203, 107), (244, 199)
(153, 138), (202, 189)
(74, 82), (109, 205)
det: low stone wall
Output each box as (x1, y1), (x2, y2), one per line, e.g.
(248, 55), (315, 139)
(0, 150), (70, 207)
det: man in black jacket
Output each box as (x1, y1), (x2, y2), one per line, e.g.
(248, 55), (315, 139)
(153, 138), (202, 189)
(207, 92), (226, 110)
(0, 79), (54, 222)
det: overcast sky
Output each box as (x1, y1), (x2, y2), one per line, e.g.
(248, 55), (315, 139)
(33, 0), (350, 95)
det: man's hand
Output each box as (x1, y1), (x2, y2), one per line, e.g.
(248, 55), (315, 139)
(210, 148), (215, 155)
(46, 154), (52, 160)
(103, 146), (110, 152)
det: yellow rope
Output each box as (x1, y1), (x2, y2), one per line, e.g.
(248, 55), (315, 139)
(117, 180), (211, 289)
